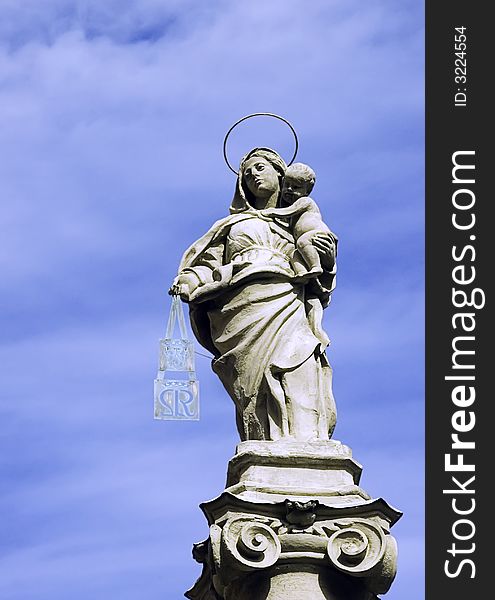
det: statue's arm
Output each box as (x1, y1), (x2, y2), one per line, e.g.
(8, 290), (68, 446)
(261, 197), (314, 219)
(169, 241), (225, 301)
(169, 268), (209, 299)
(312, 230), (337, 270)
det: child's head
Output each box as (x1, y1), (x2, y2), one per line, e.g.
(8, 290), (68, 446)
(281, 163), (316, 204)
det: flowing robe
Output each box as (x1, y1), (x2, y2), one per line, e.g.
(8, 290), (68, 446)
(178, 212), (337, 441)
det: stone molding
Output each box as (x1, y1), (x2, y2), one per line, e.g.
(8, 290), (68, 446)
(224, 440), (371, 504)
(186, 494), (400, 600)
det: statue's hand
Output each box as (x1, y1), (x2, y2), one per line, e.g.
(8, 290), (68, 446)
(168, 281), (187, 297)
(312, 233), (336, 269)
(168, 273), (198, 301)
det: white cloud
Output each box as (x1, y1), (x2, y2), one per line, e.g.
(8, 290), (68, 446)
(1, 1), (424, 598)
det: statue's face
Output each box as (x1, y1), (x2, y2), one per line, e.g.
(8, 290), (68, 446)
(282, 174), (309, 204)
(243, 156), (280, 200)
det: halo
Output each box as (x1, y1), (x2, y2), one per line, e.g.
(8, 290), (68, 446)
(223, 113), (299, 175)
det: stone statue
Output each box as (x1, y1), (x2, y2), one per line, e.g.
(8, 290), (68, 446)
(168, 125), (401, 599)
(263, 162), (333, 278)
(170, 147), (338, 443)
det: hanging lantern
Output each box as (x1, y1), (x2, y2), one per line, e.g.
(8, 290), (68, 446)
(154, 295), (199, 420)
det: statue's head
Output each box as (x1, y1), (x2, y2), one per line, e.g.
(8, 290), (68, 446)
(230, 147), (287, 213)
(281, 162), (316, 205)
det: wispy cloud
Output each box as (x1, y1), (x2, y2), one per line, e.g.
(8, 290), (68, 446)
(1, 1), (423, 598)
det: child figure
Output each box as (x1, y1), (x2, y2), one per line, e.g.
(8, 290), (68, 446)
(263, 162), (332, 277)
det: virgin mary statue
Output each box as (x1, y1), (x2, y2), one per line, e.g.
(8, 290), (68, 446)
(170, 148), (338, 443)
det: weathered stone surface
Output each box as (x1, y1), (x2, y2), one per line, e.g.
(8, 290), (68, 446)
(227, 565), (381, 600)
(170, 142), (402, 599)
(170, 148), (338, 443)
(225, 440), (367, 503)
(186, 443), (401, 600)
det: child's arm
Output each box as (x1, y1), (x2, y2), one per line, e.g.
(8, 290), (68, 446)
(261, 196), (315, 219)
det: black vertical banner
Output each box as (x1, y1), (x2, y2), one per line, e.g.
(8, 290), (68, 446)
(426, 3), (490, 599)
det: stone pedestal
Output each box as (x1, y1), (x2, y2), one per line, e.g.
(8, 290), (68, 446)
(186, 441), (401, 600)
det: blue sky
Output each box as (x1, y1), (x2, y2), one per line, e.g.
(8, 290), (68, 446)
(0, 1), (424, 598)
